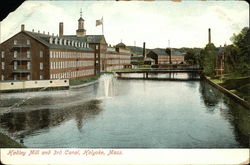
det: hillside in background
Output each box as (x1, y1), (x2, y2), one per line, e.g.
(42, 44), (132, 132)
(127, 46), (202, 56)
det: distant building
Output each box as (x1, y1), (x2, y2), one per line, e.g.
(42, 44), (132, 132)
(146, 48), (184, 65)
(215, 46), (225, 75)
(105, 43), (131, 71)
(0, 14), (131, 81)
(128, 46), (144, 65)
(144, 57), (155, 65)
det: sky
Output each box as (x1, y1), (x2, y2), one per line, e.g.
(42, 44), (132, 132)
(0, 0), (249, 49)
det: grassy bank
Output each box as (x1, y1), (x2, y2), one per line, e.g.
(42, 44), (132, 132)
(0, 132), (26, 148)
(69, 75), (100, 86)
(210, 75), (250, 104)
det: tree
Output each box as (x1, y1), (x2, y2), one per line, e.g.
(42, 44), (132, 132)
(184, 49), (196, 65)
(229, 27), (250, 75)
(201, 43), (217, 76)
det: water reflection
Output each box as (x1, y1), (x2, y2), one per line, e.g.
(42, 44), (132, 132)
(0, 100), (102, 140)
(199, 81), (250, 147)
(0, 74), (249, 148)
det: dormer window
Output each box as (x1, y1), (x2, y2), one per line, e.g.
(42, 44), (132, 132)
(14, 40), (17, 45)
(55, 38), (58, 44)
(49, 37), (53, 44)
(27, 39), (30, 45)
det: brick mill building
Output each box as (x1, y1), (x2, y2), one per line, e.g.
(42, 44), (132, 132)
(0, 15), (131, 81)
(146, 48), (184, 65)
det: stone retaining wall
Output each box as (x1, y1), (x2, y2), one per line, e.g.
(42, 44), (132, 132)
(0, 79), (69, 92)
(204, 76), (249, 109)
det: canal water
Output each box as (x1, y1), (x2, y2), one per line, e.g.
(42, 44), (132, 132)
(0, 74), (249, 148)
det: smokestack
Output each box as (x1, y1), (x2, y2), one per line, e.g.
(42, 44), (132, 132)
(21, 24), (25, 31)
(208, 28), (211, 44)
(143, 42), (146, 58)
(166, 48), (172, 64)
(59, 22), (63, 37)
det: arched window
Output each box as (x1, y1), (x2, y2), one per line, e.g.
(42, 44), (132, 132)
(64, 39), (67, 45)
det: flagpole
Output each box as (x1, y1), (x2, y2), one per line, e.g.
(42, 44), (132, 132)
(102, 17), (104, 35)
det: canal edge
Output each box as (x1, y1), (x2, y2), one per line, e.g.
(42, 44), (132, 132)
(203, 76), (250, 110)
(69, 79), (99, 89)
(0, 130), (26, 148)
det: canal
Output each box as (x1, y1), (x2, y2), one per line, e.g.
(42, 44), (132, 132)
(0, 74), (249, 148)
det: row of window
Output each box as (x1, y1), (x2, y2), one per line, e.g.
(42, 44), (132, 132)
(106, 54), (130, 59)
(11, 62), (42, 70)
(50, 51), (94, 59)
(49, 38), (93, 49)
(13, 39), (30, 45)
(50, 60), (93, 69)
(0, 74), (43, 81)
(1, 50), (43, 59)
(106, 65), (124, 72)
(106, 60), (130, 65)
(50, 69), (94, 79)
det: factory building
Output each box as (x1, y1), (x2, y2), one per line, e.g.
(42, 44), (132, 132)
(0, 14), (131, 81)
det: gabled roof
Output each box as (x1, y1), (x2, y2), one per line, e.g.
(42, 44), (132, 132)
(63, 35), (107, 44)
(116, 42), (126, 48)
(150, 48), (167, 56)
(148, 48), (185, 56)
(23, 31), (95, 51)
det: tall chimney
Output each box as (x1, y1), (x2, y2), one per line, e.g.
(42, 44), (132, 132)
(21, 24), (25, 31)
(59, 22), (63, 37)
(208, 28), (211, 44)
(143, 42), (146, 58)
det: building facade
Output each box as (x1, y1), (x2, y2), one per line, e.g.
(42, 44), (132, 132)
(146, 48), (184, 65)
(0, 15), (131, 81)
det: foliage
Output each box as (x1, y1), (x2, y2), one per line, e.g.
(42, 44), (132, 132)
(0, 132), (26, 148)
(229, 27), (250, 75)
(184, 49), (196, 65)
(201, 43), (217, 76)
(69, 75), (100, 86)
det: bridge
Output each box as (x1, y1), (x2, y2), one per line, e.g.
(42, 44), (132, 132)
(114, 68), (202, 81)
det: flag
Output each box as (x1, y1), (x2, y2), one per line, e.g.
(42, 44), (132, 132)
(96, 18), (103, 26)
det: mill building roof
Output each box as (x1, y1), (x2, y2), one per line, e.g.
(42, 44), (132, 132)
(22, 31), (105, 51)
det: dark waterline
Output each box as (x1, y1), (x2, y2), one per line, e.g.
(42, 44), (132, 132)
(0, 74), (249, 148)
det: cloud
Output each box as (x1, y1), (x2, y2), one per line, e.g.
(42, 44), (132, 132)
(1, 1), (248, 48)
